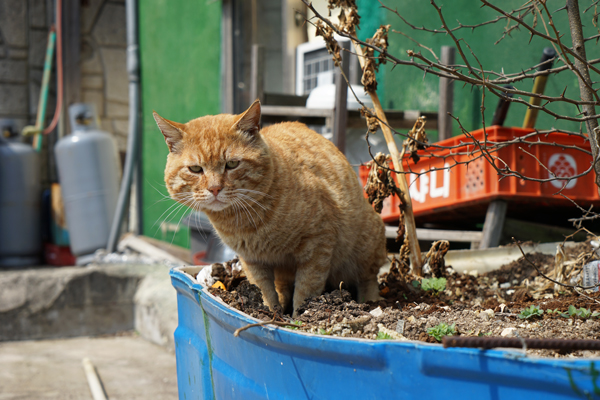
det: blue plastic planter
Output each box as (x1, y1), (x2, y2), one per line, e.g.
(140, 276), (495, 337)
(171, 266), (600, 399)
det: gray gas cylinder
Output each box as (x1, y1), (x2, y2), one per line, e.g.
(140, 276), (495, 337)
(55, 104), (120, 263)
(0, 135), (42, 267)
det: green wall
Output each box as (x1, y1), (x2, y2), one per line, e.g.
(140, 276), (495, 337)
(374, 0), (599, 140)
(139, 1), (221, 248)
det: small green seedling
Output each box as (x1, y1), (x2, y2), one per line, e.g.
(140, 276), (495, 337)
(560, 305), (600, 319)
(376, 331), (394, 340)
(518, 305), (544, 320)
(545, 308), (561, 315)
(427, 322), (456, 342)
(288, 321), (302, 330)
(421, 277), (447, 294)
(579, 308), (593, 319)
(318, 328), (332, 335)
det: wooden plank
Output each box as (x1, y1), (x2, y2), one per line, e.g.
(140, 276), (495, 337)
(250, 44), (264, 103)
(479, 200), (507, 249)
(332, 53), (349, 153)
(138, 235), (192, 263)
(263, 93), (308, 107)
(261, 105), (438, 133)
(261, 115), (328, 127)
(346, 110), (439, 129)
(261, 106), (331, 118)
(503, 218), (587, 244)
(438, 46), (455, 141)
(117, 233), (190, 265)
(385, 226), (483, 243)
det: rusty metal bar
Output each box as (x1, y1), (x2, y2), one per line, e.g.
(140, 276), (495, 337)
(443, 336), (600, 351)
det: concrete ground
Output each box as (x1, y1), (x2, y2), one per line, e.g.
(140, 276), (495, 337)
(0, 333), (178, 400)
(0, 263), (182, 399)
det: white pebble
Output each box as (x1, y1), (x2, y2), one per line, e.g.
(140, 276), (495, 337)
(370, 307), (383, 317)
(501, 327), (517, 337)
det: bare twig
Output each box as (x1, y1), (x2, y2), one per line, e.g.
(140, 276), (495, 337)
(233, 319), (302, 337)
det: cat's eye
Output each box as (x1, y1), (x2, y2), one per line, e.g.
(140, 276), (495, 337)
(226, 160), (240, 169)
(188, 165), (203, 173)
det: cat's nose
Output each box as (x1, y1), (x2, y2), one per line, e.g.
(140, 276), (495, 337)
(209, 186), (223, 196)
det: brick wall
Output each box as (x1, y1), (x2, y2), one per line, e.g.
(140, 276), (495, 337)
(0, 0), (129, 152)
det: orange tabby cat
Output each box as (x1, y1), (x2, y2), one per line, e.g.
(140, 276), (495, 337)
(154, 100), (386, 316)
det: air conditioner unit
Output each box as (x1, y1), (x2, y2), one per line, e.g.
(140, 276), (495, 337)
(295, 37), (353, 96)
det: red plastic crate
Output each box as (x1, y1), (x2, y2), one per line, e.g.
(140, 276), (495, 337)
(359, 126), (600, 223)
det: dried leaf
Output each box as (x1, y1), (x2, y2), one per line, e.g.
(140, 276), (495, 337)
(360, 106), (380, 134)
(364, 153), (397, 214)
(314, 20), (342, 66)
(425, 240), (450, 278)
(405, 116), (429, 164)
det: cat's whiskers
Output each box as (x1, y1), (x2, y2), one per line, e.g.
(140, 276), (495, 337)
(147, 180), (196, 207)
(244, 200), (268, 228)
(192, 208), (209, 242)
(152, 200), (189, 239)
(150, 195), (193, 233)
(235, 192), (270, 212)
(170, 196), (199, 246)
(153, 192), (196, 231)
(156, 191), (213, 243)
(231, 197), (258, 231)
(235, 196), (268, 228)
(229, 199), (242, 231)
(235, 196), (270, 233)
(147, 180), (170, 197)
(235, 196), (275, 243)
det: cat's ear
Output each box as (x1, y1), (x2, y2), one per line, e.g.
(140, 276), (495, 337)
(153, 111), (184, 153)
(233, 100), (261, 138)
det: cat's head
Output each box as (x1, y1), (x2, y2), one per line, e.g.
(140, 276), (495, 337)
(153, 100), (270, 213)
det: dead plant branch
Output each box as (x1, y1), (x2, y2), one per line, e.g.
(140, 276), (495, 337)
(512, 237), (600, 291)
(233, 319), (303, 337)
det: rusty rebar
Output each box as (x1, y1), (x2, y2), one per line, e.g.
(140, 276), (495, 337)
(443, 336), (600, 351)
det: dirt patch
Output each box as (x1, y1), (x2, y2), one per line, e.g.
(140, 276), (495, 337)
(203, 240), (600, 358)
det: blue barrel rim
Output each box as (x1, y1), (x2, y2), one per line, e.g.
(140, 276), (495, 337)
(170, 265), (600, 368)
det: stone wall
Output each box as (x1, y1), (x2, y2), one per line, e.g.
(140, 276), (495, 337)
(0, 0), (48, 135)
(0, 0), (129, 152)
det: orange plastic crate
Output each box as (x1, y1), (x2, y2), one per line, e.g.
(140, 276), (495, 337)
(359, 126), (600, 223)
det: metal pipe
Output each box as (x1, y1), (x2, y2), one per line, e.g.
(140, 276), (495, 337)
(31, 30), (56, 151)
(107, 0), (141, 252)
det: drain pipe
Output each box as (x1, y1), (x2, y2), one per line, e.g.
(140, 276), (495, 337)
(107, 0), (141, 252)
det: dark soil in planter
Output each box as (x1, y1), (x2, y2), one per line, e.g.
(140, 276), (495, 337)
(203, 240), (600, 358)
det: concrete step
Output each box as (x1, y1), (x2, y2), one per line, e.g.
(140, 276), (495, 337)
(0, 264), (178, 350)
